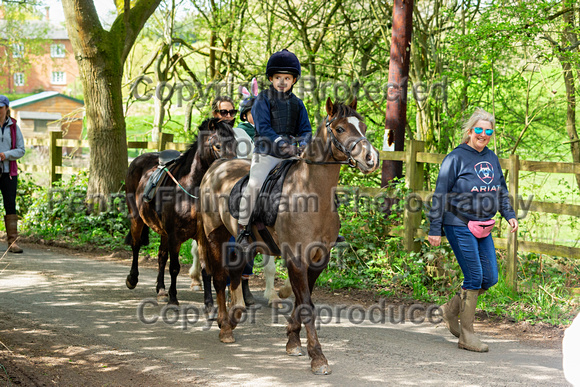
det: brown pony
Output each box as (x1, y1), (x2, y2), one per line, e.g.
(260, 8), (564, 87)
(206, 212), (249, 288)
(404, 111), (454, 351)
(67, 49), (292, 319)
(125, 118), (236, 305)
(197, 98), (380, 374)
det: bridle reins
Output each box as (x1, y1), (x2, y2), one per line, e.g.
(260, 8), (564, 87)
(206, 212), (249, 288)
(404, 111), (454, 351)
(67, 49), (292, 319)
(163, 131), (226, 200)
(304, 115), (371, 167)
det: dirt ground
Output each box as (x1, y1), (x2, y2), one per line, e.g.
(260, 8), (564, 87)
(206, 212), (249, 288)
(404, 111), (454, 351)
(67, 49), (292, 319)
(0, 241), (567, 386)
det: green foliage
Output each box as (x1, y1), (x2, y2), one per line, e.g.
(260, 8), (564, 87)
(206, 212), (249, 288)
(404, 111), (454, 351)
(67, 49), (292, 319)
(318, 179), (459, 297)
(21, 171), (129, 250)
(19, 172), (194, 263)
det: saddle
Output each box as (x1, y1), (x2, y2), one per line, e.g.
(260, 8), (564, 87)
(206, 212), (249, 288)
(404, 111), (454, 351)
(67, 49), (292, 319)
(143, 149), (182, 203)
(229, 159), (297, 226)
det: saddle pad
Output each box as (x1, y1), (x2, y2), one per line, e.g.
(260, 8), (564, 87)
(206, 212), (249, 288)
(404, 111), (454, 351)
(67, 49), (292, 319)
(143, 167), (168, 203)
(229, 159), (298, 226)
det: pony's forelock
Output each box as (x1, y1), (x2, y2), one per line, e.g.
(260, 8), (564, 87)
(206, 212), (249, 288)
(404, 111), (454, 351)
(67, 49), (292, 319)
(329, 101), (363, 121)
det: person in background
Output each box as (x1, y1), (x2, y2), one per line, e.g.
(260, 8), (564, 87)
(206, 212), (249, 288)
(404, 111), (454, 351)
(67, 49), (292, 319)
(0, 95), (26, 253)
(563, 312), (580, 386)
(206, 95), (256, 305)
(212, 96), (237, 126)
(428, 107), (518, 353)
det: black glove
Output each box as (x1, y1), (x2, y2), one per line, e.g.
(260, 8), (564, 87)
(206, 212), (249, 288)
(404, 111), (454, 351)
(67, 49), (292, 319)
(279, 144), (299, 157)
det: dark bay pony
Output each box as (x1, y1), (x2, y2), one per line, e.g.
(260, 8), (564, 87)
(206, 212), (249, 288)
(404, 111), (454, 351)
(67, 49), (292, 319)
(125, 118), (236, 305)
(197, 98), (380, 374)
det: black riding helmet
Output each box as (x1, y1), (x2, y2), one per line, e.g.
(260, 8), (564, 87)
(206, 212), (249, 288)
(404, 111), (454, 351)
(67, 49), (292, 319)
(239, 97), (255, 122)
(266, 49), (301, 79)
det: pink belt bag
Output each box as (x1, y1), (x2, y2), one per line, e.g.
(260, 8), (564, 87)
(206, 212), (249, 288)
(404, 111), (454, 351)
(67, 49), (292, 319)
(450, 205), (495, 239)
(467, 219), (496, 239)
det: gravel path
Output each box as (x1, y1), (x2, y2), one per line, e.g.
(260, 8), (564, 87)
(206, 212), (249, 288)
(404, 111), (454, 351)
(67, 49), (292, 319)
(0, 247), (569, 386)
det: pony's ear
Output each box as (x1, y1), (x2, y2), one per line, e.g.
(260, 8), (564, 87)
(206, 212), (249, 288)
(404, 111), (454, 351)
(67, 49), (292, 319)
(349, 98), (357, 110)
(251, 77), (259, 96)
(325, 97), (335, 117)
(208, 119), (216, 131)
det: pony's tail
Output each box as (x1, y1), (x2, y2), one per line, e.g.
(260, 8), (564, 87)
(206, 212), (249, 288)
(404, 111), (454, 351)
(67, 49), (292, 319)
(196, 213), (210, 275)
(124, 225), (150, 246)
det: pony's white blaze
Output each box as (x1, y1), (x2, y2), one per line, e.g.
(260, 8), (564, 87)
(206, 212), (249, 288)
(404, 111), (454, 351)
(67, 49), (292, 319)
(347, 117), (365, 136)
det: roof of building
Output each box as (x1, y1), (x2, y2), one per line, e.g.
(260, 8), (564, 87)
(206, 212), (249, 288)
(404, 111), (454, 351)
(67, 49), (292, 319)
(18, 111), (62, 120)
(0, 20), (69, 40)
(10, 91), (84, 108)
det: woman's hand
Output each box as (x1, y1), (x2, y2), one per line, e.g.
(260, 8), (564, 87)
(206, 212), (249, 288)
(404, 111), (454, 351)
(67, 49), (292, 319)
(0, 153), (5, 162)
(428, 235), (441, 247)
(508, 218), (519, 233)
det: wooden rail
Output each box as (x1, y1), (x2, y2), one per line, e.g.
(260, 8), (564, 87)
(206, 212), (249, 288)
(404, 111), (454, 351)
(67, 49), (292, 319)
(22, 134), (580, 290)
(383, 140), (580, 291)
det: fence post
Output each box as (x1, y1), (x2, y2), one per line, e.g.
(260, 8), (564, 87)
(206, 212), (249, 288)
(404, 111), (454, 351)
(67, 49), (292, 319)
(49, 130), (62, 185)
(506, 154), (520, 291)
(403, 139), (424, 253)
(159, 132), (174, 151)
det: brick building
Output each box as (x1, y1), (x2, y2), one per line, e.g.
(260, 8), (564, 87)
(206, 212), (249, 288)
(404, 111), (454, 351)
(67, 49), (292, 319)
(0, 8), (80, 94)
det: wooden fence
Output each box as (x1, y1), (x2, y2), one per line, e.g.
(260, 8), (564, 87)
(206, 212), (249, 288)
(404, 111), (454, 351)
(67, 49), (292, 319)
(21, 133), (580, 290)
(378, 140), (580, 291)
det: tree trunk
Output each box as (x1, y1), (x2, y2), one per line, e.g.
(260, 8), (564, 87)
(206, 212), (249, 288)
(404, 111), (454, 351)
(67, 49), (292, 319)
(561, 0), (580, 189)
(381, 0), (414, 187)
(80, 58), (128, 205)
(560, 60), (580, 189)
(62, 0), (161, 205)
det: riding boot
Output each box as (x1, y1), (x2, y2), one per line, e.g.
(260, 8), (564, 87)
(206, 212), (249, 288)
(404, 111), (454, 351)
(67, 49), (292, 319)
(458, 289), (489, 352)
(5, 214), (23, 254)
(236, 224), (251, 252)
(242, 278), (255, 306)
(440, 291), (461, 338)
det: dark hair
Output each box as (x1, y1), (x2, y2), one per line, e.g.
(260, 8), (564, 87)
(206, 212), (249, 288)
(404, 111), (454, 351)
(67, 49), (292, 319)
(211, 96), (235, 112)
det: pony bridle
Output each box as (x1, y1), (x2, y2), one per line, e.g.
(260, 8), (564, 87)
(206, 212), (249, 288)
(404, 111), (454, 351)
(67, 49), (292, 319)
(325, 115), (370, 168)
(207, 132), (221, 160)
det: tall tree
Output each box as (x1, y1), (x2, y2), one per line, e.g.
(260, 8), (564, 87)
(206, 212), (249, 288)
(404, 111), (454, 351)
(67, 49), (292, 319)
(62, 0), (161, 204)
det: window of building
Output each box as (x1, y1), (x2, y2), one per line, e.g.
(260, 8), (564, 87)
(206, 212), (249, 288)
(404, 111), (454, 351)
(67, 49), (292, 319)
(51, 71), (66, 85)
(12, 43), (24, 58)
(14, 73), (24, 87)
(50, 44), (66, 58)
(34, 120), (48, 132)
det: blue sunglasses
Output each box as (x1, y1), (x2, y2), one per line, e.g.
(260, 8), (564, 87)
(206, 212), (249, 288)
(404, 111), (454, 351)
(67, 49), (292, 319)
(473, 127), (494, 136)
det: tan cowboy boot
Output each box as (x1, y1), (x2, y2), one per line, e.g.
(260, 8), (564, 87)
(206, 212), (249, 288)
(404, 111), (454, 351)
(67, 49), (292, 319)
(5, 214), (23, 253)
(458, 289), (489, 352)
(440, 291), (461, 338)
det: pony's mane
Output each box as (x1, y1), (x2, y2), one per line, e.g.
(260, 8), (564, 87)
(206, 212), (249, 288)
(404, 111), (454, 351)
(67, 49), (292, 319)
(175, 117), (234, 177)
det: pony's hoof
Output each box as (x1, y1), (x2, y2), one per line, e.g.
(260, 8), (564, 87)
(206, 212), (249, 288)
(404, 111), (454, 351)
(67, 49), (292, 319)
(126, 276), (137, 289)
(204, 305), (217, 321)
(286, 346), (306, 356)
(278, 287), (292, 299)
(311, 364), (332, 375)
(157, 289), (169, 303)
(168, 299), (179, 306)
(190, 284), (201, 291)
(219, 332), (235, 343)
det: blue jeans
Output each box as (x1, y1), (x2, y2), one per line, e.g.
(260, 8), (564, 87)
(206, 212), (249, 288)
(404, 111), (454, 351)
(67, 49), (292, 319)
(443, 225), (498, 290)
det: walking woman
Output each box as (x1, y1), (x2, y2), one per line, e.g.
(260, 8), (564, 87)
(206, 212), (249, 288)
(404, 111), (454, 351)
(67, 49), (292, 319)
(0, 95), (26, 253)
(428, 108), (518, 352)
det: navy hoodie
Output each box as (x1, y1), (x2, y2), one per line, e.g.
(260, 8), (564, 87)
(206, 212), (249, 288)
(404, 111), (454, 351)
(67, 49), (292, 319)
(427, 144), (516, 236)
